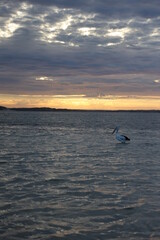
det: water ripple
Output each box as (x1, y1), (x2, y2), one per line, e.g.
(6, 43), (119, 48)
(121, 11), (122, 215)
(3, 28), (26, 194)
(0, 111), (160, 239)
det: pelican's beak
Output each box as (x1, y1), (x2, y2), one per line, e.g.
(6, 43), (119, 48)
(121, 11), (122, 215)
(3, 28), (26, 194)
(112, 128), (116, 134)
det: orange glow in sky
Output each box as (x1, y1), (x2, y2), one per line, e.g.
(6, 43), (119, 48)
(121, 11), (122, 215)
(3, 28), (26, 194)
(0, 94), (160, 110)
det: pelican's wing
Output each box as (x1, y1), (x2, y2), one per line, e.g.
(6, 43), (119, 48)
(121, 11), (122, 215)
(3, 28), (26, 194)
(122, 135), (130, 141)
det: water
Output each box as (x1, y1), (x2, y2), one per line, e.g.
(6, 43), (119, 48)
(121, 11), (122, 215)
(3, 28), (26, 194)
(0, 111), (160, 240)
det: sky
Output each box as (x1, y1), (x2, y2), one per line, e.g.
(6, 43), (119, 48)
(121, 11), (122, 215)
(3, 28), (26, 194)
(0, 0), (160, 110)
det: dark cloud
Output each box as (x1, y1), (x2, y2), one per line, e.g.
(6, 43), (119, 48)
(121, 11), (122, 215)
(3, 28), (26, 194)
(0, 0), (160, 98)
(11, 0), (160, 19)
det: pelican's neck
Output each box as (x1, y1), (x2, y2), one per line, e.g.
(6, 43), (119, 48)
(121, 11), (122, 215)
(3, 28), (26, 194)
(115, 128), (119, 134)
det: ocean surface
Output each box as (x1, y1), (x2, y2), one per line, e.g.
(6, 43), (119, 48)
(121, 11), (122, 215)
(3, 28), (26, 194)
(0, 111), (160, 240)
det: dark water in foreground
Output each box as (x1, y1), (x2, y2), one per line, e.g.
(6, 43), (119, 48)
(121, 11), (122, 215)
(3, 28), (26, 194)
(0, 111), (160, 240)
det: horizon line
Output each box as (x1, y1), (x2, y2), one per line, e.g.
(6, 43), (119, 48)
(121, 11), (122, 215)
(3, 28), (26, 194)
(0, 106), (160, 112)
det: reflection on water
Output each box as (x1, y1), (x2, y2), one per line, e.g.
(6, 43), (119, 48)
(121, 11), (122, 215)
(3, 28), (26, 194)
(0, 111), (160, 239)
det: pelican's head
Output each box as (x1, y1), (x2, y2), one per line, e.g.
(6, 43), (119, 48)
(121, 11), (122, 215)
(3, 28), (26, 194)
(112, 126), (119, 134)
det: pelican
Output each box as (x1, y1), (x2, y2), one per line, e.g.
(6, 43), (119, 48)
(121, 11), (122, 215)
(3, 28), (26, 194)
(112, 126), (130, 143)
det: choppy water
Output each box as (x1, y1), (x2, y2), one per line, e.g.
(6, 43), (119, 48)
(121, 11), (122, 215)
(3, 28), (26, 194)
(0, 111), (160, 240)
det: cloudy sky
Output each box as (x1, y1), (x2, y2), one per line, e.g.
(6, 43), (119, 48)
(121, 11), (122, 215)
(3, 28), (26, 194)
(0, 0), (160, 109)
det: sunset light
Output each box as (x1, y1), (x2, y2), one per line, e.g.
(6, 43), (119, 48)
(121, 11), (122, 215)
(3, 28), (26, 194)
(1, 2), (160, 239)
(1, 94), (160, 110)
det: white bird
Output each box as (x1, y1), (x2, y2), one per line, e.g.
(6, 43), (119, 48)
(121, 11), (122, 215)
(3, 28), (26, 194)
(112, 126), (130, 143)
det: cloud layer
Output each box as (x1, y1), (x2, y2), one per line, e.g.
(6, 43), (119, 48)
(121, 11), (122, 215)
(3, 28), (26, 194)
(0, 0), (160, 99)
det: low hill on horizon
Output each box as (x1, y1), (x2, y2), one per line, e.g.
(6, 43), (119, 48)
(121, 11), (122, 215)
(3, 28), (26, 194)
(0, 105), (160, 112)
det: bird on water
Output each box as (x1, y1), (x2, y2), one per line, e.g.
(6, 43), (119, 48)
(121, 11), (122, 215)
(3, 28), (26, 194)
(112, 126), (130, 143)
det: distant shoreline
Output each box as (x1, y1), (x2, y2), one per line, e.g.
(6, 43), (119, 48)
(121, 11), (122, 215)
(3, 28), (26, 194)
(0, 106), (160, 112)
